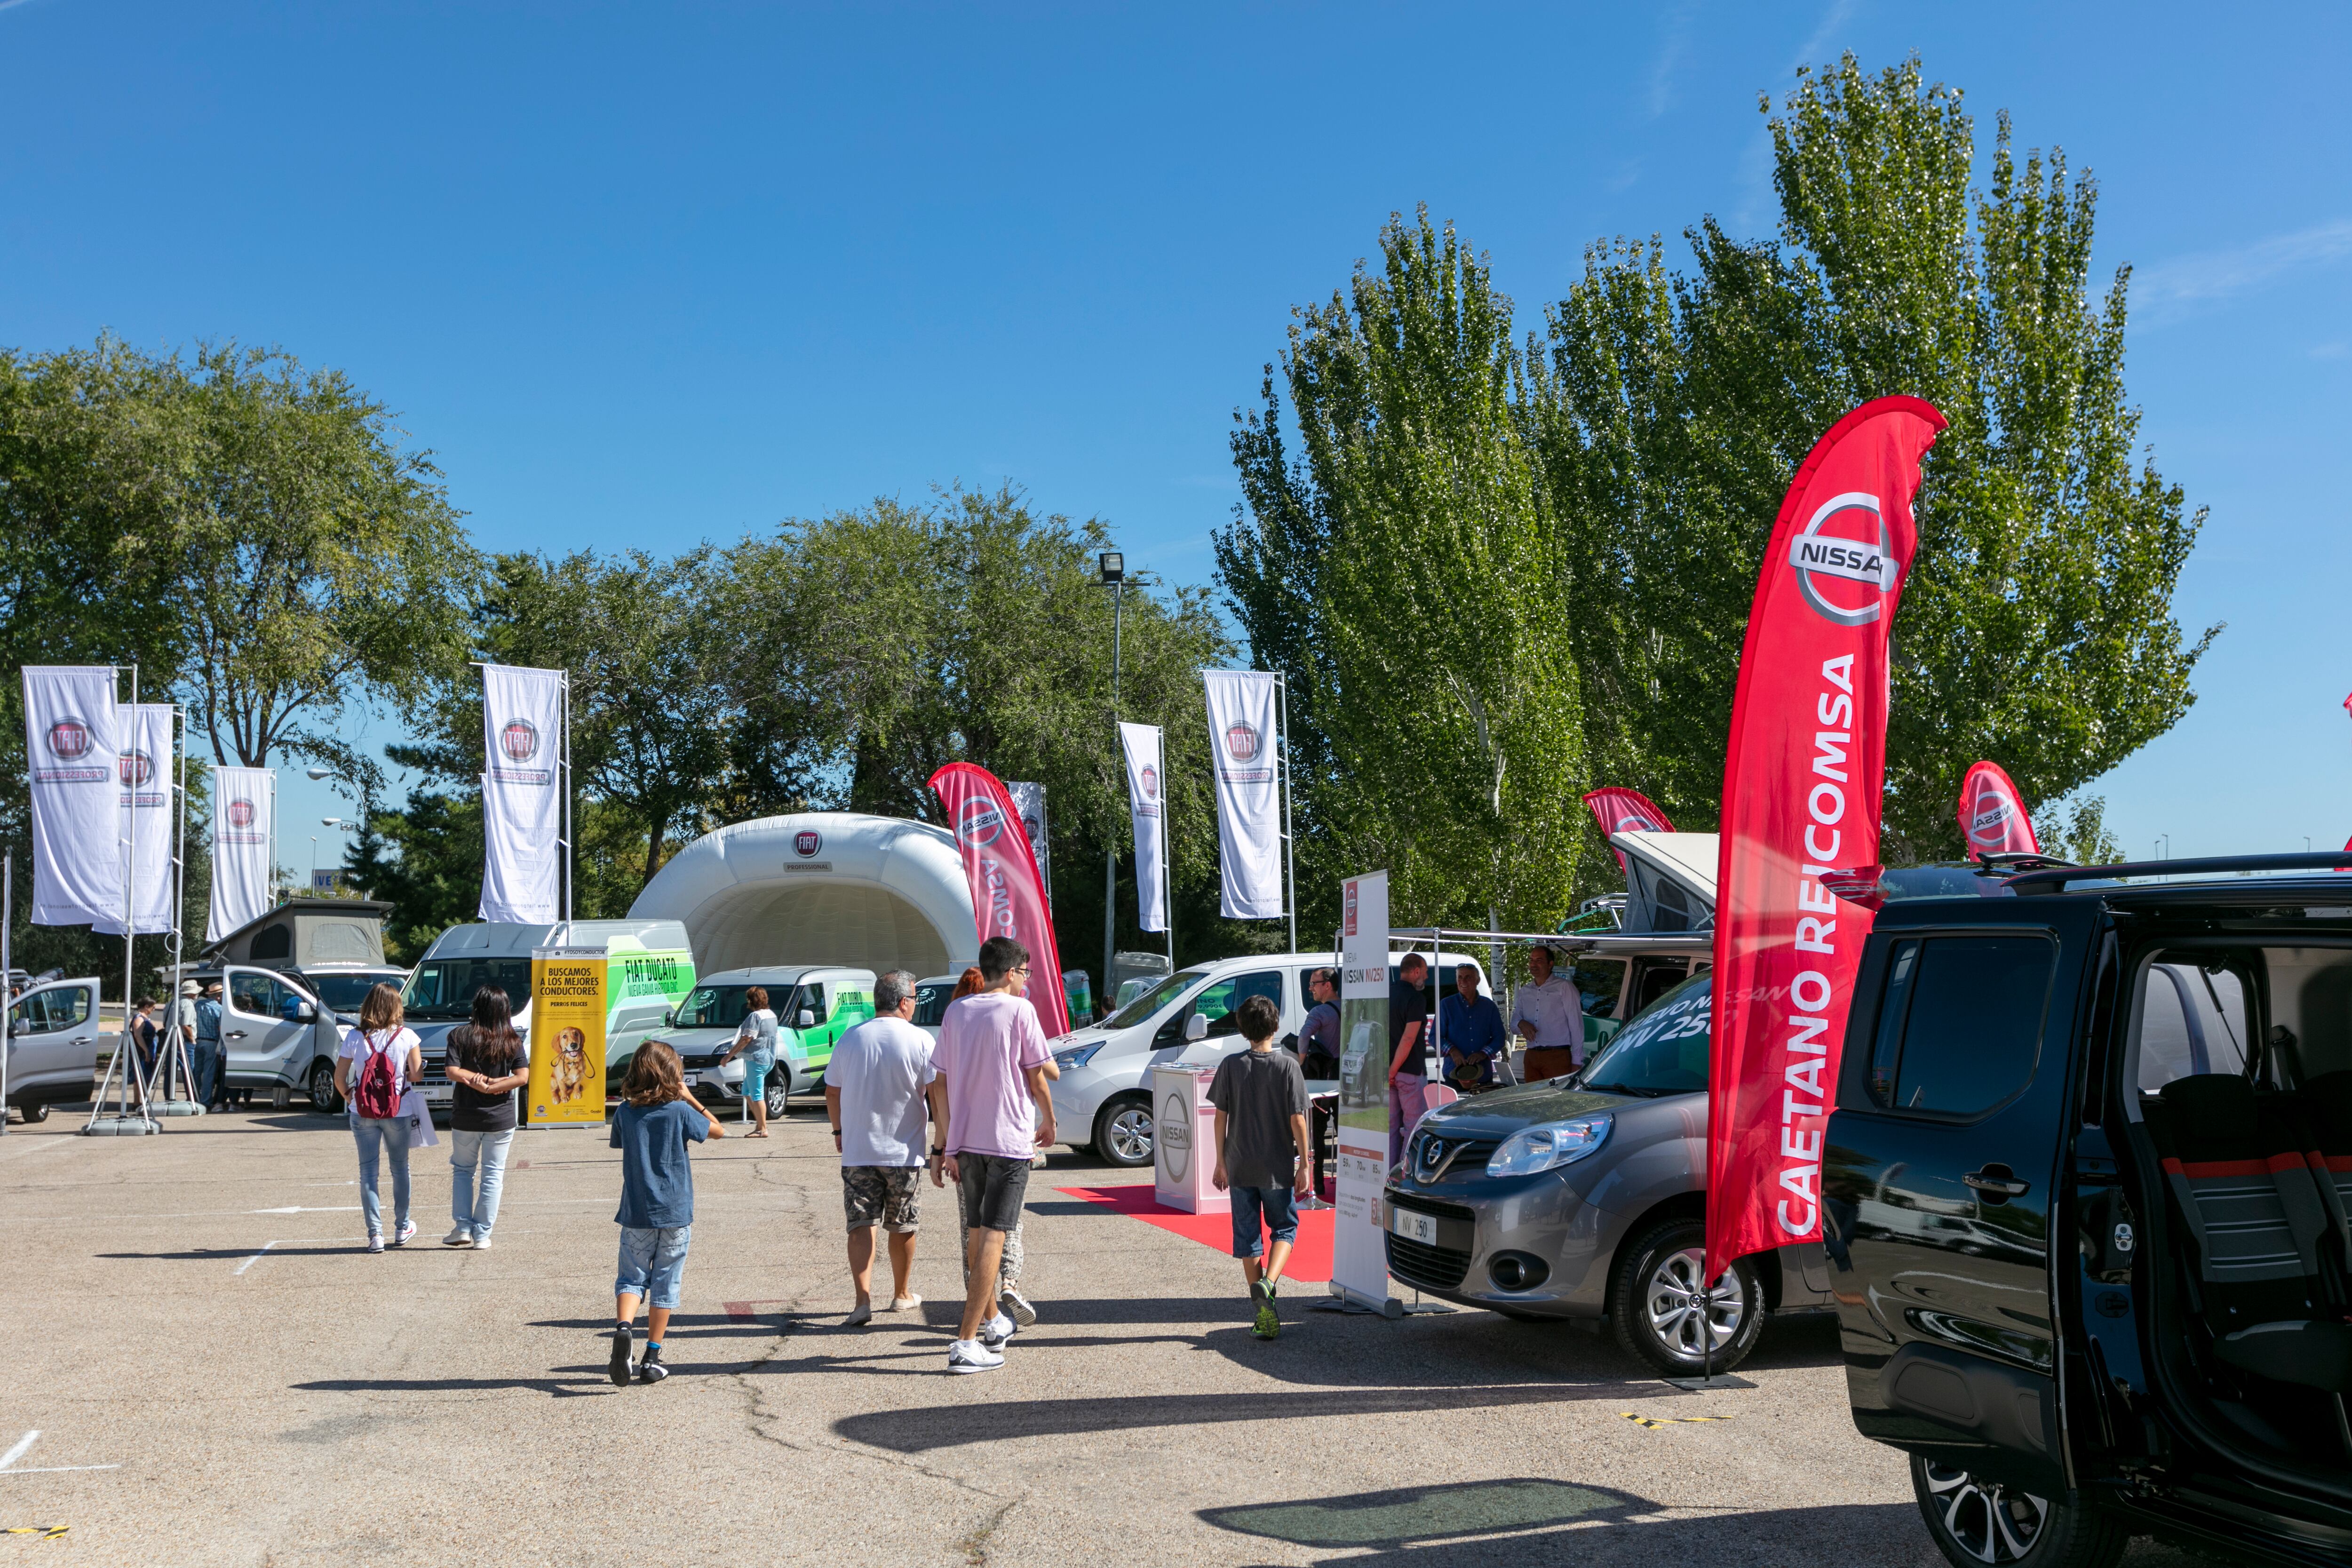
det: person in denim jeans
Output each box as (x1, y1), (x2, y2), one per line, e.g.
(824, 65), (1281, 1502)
(334, 983), (423, 1254)
(443, 985), (530, 1249)
(607, 1041), (722, 1385)
(1209, 994), (1312, 1339)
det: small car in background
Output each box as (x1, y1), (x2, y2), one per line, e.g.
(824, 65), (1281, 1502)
(631, 965), (877, 1118)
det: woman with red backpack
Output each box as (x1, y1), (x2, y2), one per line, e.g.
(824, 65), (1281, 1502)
(335, 982), (424, 1254)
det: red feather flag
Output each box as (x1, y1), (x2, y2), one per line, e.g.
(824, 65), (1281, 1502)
(1955, 761), (2040, 857)
(1581, 787), (1677, 875)
(927, 762), (1073, 1038)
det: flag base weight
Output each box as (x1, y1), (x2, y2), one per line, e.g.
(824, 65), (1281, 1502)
(1661, 1373), (1755, 1392)
(150, 1101), (204, 1117)
(81, 1116), (160, 1137)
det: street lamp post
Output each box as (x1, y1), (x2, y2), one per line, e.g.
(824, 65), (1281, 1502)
(1099, 550), (1124, 1021)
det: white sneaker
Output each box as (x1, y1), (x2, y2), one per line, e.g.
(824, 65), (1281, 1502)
(978, 1312), (1017, 1349)
(998, 1287), (1036, 1327)
(442, 1226), (474, 1247)
(470, 1232), (493, 1250)
(946, 1338), (1004, 1374)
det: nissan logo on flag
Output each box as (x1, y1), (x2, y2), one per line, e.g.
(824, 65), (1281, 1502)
(228, 799), (256, 828)
(794, 829), (823, 858)
(1224, 722), (1260, 762)
(1787, 493), (1897, 626)
(47, 718), (90, 761)
(956, 797), (1006, 849)
(119, 750), (153, 788)
(501, 718), (540, 763)
(1969, 792), (2017, 844)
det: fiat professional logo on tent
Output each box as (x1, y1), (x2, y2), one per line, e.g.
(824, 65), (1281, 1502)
(501, 718), (540, 763)
(956, 797), (1007, 849)
(1786, 492), (1897, 627)
(47, 718), (91, 761)
(794, 829), (823, 858)
(119, 750), (153, 788)
(1225, 722), (1261, 762)
(228, 799), (257, 829)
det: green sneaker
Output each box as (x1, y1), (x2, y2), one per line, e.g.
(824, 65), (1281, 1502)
(1251, 1278), (1280, 1339)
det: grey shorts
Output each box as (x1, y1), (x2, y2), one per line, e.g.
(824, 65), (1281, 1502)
(842, 1165), (923, 1233)
(955, 1152), (1031, 1233)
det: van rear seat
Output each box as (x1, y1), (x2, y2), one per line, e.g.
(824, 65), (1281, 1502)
(2144, 1074), (2352, 1402)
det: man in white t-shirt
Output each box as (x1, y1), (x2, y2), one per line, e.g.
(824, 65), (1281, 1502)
(823, 970), (942, 1328)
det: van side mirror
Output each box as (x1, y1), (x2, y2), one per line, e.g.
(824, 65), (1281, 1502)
(796, 1010), (816, 1030)
(664, 1007), (675, 1027)
(297, 1003), (317, 1023)
(1184, 1013), (1209, 1043)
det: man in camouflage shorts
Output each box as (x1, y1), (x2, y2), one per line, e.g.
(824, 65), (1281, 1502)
(825, 970), (941, 1327)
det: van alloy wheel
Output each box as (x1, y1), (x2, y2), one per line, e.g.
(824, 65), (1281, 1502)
(1919, 1463), (2047, 1564)
(765, 1080), (789, 1121)
(1096, 1098), (1153, 1168)
(1609, 1218), (1764, 1376)
(1644, 1246), (1743, 1358)
(308, 1061), (341, 1114)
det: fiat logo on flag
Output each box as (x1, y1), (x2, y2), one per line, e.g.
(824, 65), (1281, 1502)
(1140, 765), (1159, 800)
(500, 718), (539, 763)
(46, 718), (90, 761)
(956, 797), (1006, 849)
(118, 750), (153, 788)
(1225, 722), (1261, 762)
(1787, 492), (1897, 627)
(227, 799), (256, 829)
(794, 829), (822, 858)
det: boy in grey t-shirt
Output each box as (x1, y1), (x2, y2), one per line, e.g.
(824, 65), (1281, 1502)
(1208, 994), (1311, 1339)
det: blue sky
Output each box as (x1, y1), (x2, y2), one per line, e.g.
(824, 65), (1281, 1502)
(3, 1), (2347, 869)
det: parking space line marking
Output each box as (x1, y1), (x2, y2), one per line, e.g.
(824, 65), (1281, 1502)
(249, 1206), (360, 1215)
(233, 1242), (281, 1276)
(0, 1433), (114, 1478)
(1619, 1412), (1734, 1429)
(0, 1437), (37, 1472)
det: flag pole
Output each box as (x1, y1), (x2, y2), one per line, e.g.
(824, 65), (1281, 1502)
(2, 852), (12, 1137)
(1278, 672), (1297, 954)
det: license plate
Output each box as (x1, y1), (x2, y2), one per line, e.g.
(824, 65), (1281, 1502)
(1390, 1208), (1437, 1245)
(422, 1086), (451, 1103)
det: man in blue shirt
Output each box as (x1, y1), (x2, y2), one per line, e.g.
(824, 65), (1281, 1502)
(193, 980), (225, 1111)
(1437, 963), (1505, 1094)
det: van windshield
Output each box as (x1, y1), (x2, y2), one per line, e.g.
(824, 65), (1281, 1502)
(1576, 973), (1711, 1096)
(310, 972), (404, 1016)
(403, 958), (535, 1021)
(1104, 971), (1204, 1030)
(674, 985), (756, 1030)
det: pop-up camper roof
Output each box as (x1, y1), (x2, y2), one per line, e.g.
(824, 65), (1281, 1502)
(199, 898), (394, 971)
(1610, 830), (1718, 934)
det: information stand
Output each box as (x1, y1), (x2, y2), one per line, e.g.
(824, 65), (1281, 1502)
(1150, 1063), (1227, 1215)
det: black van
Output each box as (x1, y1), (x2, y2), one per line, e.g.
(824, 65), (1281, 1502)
(1825, 853), (2352, 1567)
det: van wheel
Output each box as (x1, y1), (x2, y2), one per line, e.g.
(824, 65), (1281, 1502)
(18, 1102), (48, 1125)
(1609, 1218), (1764, 1377)
(1093, 1095), (1153, 1168)
(764, 1080), (790, 1121)
(1912, 1457), (2126, 1567)
(308, 1061), (342, 1114)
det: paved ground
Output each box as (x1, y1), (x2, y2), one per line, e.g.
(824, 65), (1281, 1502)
(0, 1102), (2226, 1566)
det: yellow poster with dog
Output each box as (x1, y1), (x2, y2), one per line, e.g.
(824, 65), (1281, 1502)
(528, 947), (606, 1124)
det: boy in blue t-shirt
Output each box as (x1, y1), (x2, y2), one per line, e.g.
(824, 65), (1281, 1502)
(608, 1041), (723, 1385)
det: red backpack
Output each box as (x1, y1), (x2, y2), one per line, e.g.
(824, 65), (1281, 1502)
(352, 1032), (403, 1120)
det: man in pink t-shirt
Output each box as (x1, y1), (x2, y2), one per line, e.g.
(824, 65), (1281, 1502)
(931, 936), (1056, 1374)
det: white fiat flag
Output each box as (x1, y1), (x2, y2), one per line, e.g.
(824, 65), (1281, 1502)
(1203, 669), (1284, 919)
(207, 766), (276, 941)
(479, 664), (564, 925)
(1119, 723), (1168, 933)
(1007, 781), (1051, 894)
(93, 704), (177, 935)
(22, 666), (120, 927)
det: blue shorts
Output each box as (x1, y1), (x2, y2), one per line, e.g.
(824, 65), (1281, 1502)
(615, 1224), (691, 1309)
(1229, 1185), (1299, 1260)
(739, 1051), (773, 1100)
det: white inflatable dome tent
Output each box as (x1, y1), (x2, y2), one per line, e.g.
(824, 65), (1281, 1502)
(627, 812), (979, 980)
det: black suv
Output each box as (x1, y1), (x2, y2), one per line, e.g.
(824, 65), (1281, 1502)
(1826, 852), (2352, 1567)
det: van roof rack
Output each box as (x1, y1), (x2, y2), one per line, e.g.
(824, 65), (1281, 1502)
(2006, 851), (2352, 894)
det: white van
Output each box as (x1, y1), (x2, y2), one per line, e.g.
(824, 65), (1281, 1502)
(398, 919), (696, 1115)
(1049, 948), (1490, 1168)
(631, 964), (878, 1117)
(4, 976), (103, 1121)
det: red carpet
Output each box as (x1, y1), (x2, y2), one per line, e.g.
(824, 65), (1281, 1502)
(1053, 1184), (1334, 1282)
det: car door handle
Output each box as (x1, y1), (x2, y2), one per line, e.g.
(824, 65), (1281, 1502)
(1964, 1165), (2030, 1199)
(226, 1030), (247, 1040)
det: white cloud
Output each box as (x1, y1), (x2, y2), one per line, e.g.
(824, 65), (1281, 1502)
(2133, 218), (2352, 322)
(1645, 2), (1700, 119)
(1790, 0), (1861, 75)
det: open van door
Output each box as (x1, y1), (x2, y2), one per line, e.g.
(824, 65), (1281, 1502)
(222, 966), (316, 1090)
(1823, 898), (2104, 1497)
(7, 977), (101, 1115)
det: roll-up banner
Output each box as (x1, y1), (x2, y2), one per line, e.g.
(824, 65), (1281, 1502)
(1332, 869), (1393, 1309)
(1118, 723), (1168, 934)
(92, 704), (177, 936)
(1580, 787), (1676, 876)
(22, 666), (120, 928)
(1203, 670), (1284, 919)
(1956, 760), (2039, 857)
(526, 946), (606, 1125)
(1705, 396), (1946, 1286)
(928, 762), (1073, 1039)
(1007, 781), (1051, 897)
(480, 664), (564, 925)
(208, 766), (276, 940)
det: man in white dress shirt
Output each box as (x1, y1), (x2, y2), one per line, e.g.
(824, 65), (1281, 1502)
(1510, 946), (1587, 1081)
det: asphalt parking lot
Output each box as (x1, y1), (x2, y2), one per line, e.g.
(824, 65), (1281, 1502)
(0, 1102), (2229, 1566)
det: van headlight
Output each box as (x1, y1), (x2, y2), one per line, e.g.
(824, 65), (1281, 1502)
(1054, 1042), (1103, 1069)
(1486, 1115), (1612, 1177)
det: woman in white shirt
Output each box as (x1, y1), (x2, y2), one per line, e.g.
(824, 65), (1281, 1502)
(722, 984), (780, 1139)
(334, 982), (424, 1253)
